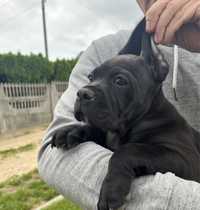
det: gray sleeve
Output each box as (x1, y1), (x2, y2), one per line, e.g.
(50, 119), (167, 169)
(38, 30), (200, 210)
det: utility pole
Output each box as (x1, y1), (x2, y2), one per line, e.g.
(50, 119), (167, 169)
(42, 0), (53, 119)
(41, 0), (49, 60)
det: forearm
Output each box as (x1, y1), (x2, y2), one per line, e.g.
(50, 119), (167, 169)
(38, 141), (112, 210)
(38, 29), (200, 209)
(128, 172), (200, 210)
(38, 141), (200, 210)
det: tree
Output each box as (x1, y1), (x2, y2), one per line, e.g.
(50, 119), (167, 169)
(0, 52), (77, 83)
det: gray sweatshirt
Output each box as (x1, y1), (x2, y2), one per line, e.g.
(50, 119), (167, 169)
(38, 28), (200, 210)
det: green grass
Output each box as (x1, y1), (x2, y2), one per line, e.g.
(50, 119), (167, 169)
(0, 143), (35, 159)
(43, 199), (81, 210)
(0, 169), (82, 210)
(0, 169), (58, 210)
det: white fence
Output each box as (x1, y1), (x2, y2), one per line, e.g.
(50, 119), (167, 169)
(0, 81), (68, 135)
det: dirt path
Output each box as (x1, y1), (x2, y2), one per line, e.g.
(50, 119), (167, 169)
(0, 126), (48, 182)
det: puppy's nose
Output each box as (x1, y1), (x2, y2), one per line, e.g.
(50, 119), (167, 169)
(77, 88), (95, 101)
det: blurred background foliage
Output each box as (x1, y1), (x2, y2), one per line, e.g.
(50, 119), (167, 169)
(0, 52), (77, 83)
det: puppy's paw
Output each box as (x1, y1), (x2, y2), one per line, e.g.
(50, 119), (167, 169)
(97, 176), (130, 210)
(51, 124), (90, 150)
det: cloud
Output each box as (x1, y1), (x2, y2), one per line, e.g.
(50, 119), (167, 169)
(0, 0), (143, 60)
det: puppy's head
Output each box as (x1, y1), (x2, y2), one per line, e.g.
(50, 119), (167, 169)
(74, 19), (169, 135)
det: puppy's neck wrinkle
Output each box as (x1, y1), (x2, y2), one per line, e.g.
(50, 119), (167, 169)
(128, 90), (184, 141)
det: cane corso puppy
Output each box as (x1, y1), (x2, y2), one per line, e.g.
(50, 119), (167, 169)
(51, 19), (200, 210)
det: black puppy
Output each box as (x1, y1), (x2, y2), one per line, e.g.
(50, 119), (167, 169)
(51, 19), (200, 210)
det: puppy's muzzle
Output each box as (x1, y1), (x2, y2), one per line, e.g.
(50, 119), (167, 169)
(75, 87), (96, 122)
(77, 87), (96, 101)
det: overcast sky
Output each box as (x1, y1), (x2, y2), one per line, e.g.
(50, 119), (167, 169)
(0, 0), (143, 60)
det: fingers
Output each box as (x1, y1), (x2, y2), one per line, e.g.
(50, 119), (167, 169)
(154, 0), (190, 43)
(146, 0), (200, 45)
(136, 0), (157, 13)
(145, 0), (170, 32)
(163, 0), (200, 44)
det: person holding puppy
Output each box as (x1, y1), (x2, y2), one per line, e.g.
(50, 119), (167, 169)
(38, 0), (200, 210)
(137, 0), (200, 51)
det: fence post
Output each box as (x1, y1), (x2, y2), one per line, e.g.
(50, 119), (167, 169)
(0, 81), (68, 135)
(49, 82), (53, 120)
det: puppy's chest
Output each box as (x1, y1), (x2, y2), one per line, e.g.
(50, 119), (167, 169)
(105, 130), (137, 151)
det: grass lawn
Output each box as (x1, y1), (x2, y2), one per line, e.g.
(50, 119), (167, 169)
(43, 199), (81, 210)
(0, 143), (36, 159)
(0, 169), (81, 210)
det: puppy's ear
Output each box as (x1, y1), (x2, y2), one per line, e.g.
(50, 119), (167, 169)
(118, 18), (145, 55)
(141, 32), (169, 82)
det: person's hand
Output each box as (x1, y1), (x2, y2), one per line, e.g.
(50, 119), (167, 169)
(136, 0), (200, 52)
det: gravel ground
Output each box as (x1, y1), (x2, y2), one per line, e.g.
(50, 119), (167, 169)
(0, 126), (47, 182)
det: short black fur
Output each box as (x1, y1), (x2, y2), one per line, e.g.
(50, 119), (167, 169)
(51, 18), (200, 210)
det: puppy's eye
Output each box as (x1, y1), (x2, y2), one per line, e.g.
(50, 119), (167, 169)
(88, 73), (94, 82)
(114, 75), (128, 86)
